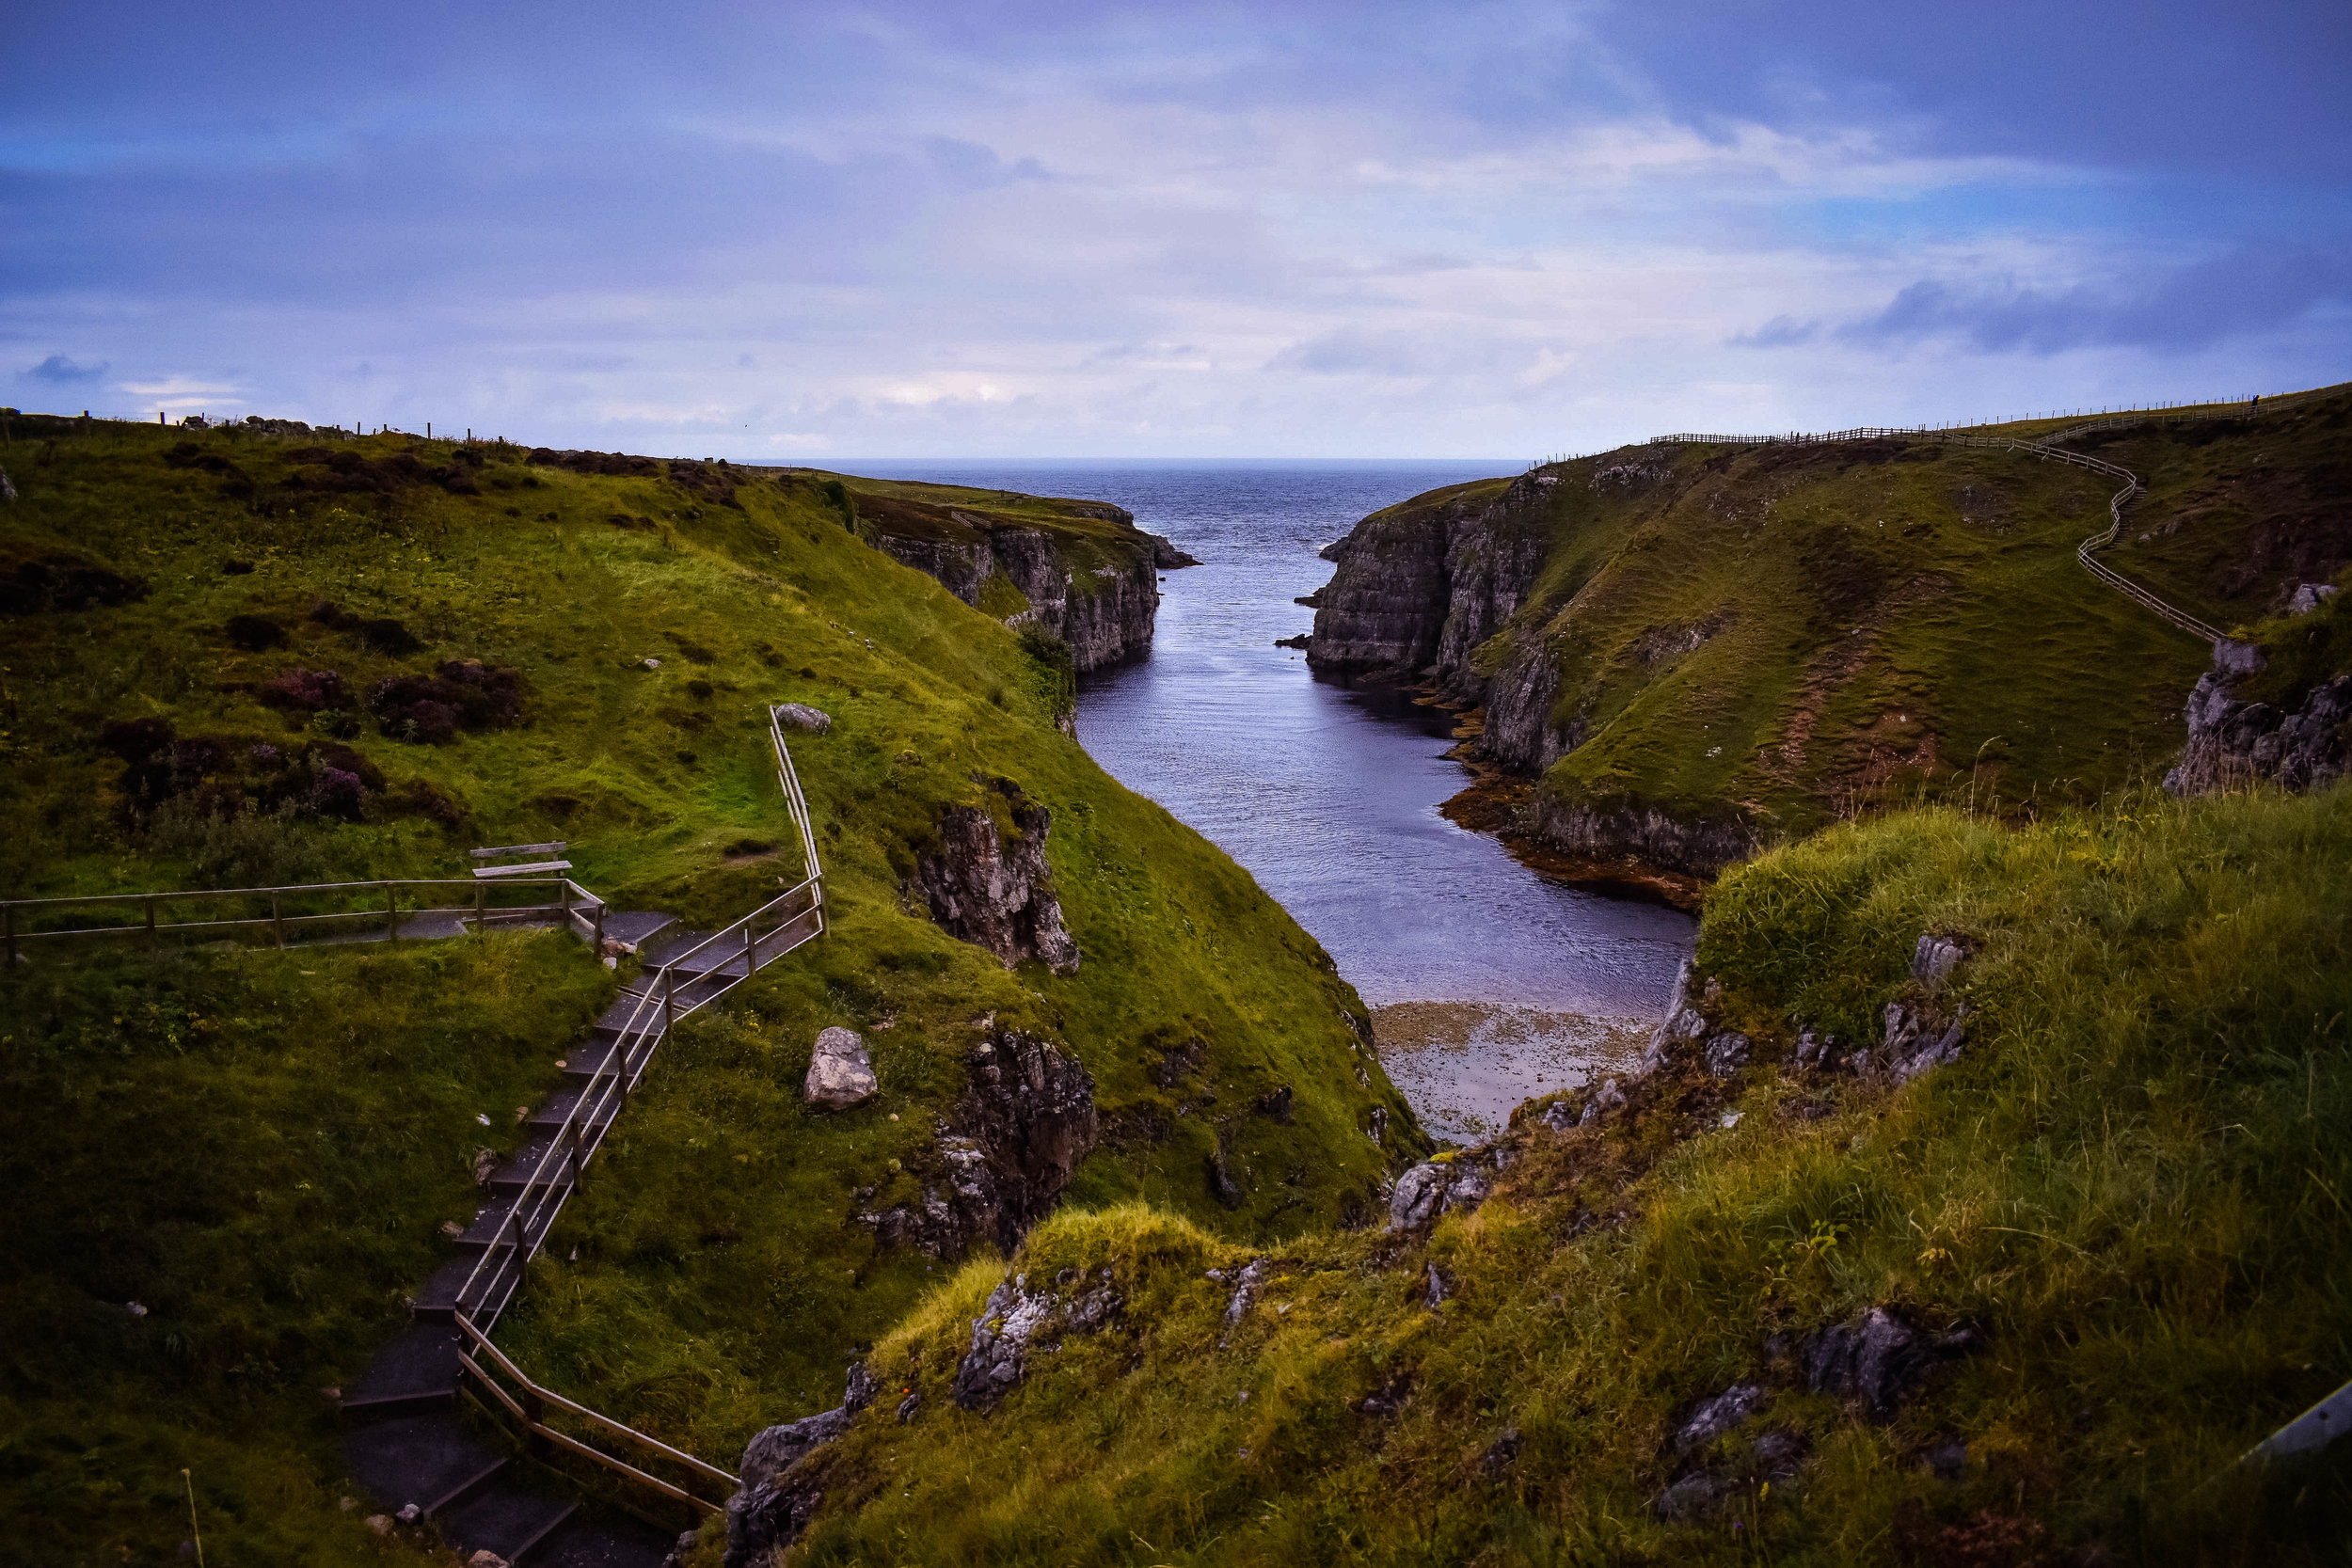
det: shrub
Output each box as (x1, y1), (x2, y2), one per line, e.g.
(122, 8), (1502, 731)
(355, 617), (421, 655)
(309, 765), (368, 819)
(224, 614), (286, 651)
(369, 661), (523, 743)
(259, 667), (347, 712)
(384, 778), (467, 827)
(144, 797), (327, 886)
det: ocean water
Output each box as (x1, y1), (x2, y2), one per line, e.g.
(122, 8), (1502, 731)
(845, 460), (1697, 1140)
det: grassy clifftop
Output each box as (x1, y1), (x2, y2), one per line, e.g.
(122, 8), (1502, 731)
(0, 418), (1414, 1559)
(763, 782), (2352, 1565)
(1319, 388), (2352, 874)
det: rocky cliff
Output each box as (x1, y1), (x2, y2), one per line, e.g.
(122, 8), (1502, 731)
(1305, 472), (1539, 696)
(833, 483), (1170, 672)
(2165, 627), (2350, 796)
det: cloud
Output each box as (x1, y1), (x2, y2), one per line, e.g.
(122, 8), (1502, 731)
(23, 353), (107, 382)
(1728, 314), (1820, 348)
(1833, 246), (2352, 355)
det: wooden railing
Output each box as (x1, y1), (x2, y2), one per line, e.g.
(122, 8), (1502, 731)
(453, 1313), (735, 1514)
(445, 712), (826, 1324)
(1, 876), (608, 966)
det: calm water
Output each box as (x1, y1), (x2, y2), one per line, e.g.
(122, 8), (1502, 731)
(847, 460), (1697, 1138)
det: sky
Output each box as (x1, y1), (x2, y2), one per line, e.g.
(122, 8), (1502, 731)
(3, 0), (2348, 459)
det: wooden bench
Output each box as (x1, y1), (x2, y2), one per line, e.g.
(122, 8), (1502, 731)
(471, 842), (572, 880)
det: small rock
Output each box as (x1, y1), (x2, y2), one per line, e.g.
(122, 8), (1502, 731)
(1359, 1374), (1411, 1418)
(321, 1386), (342, 1402)
(440, 1220), (464, 1238)
(364, 1514), (392, 1536)
(1424, 1262), (1450, 1308)
(1669, 1383), (1767, 1455)
(639, 657), (662, 670)
(2288, 582), (2341, 616)
(1480, 1427), (1523, 1475)
(1803, 1305), (1979, 1419)
(1922, 1434), (1968, 1481)
(1719, 1110), (1743, 1129)
(773, 702), (833, 733)
(126, 1301), (148, 1318)
(1910, 933), (1969, 988)
(472, 1147), (500, 1186)
(1702, 1033), (1751, 1078)
(468, 1552), (513, 1568)
(1579, 1077), (1626, 1125)
(395, 1502), (421, 1524)
(803, 1027), (878, 1110)
(896, 1390), (922, 1422)
(339, 1496), (358, 1511)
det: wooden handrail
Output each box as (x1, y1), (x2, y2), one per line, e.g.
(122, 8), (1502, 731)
(453, 1314), (736, 1494)
(447, 722), (826, 1323)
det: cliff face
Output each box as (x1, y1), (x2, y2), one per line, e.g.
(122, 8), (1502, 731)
(842, 486), (1166, 672)
(1306, 473), (1539, 695)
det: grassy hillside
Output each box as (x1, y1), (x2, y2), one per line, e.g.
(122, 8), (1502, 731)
(0, 417), (1415, 1559)
(765, 781), (2352, 1566)
(1457, 388), (2352, 857)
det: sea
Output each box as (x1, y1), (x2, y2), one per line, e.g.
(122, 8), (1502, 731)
(841, 460), (1696, 1142)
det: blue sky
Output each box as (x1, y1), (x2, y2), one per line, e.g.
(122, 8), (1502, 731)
(4, 0), (2347, 458)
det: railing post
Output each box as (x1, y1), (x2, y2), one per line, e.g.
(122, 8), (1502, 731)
(593, 898), (605, 948)
(146, 896), (157, 954)
(661, 970), (675, 1039)
(386, 887), (399, 942)
(474, 880), (485, 936)
(272, 893), (285, 950)
(559, 879), (571, 928)
(743, 920), (755, 974)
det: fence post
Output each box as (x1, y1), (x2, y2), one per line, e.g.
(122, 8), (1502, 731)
(272, 894), (285, 949)
(386, 887), (398, 942)
(474, 881), (485, 936)
(559, 879), (571, 929)
(662, 970), (675, 1040)
(593, 899), (605, 948)
(146, 896), (158, 955)
(743, 920), (755, 974)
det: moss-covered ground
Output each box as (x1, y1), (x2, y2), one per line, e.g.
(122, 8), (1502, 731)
(775, 780), (2352, 1566)
(0, 418), (1414, 1559)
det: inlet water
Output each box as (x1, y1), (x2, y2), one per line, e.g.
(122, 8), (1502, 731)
(848, 460), (1698, 1140)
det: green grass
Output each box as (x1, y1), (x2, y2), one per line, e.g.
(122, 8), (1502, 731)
(1438, 388), (2352, 847)
(0, 931), (605, 1562)
(0, 419), (1414, 1558)
(770, 782), (2352, 1566)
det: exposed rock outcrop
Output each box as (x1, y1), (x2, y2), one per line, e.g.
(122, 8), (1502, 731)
(1307, 472), (1550, 696)
(1524, 794), (1762, 879)
(950, 1266), (1121, 1410)
(857, 492), (1162, 671)
(723, 1365), (879, 1568)
(1386, 1147), (1510, 1231)
(2164, 638), (2350, 796)
(855, 1030), (1099, 1258)
(913, 783), (1080, 974)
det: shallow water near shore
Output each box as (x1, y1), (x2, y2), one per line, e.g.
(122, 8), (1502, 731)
(849, 460), (1700, 1142)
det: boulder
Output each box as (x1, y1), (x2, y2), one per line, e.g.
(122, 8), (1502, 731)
(2288, 582), (2341, 616)
(773, 703), (832, 733)
(1911, 933), (1969, 988)
(803, 1027), (877, 1110)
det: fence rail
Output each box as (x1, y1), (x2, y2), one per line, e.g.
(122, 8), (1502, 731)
(453, 1313), (734, 1514)
(1626, 389), (2352, 643)
(1, 877), (608, 965)
(445, 713), (826, 1324)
